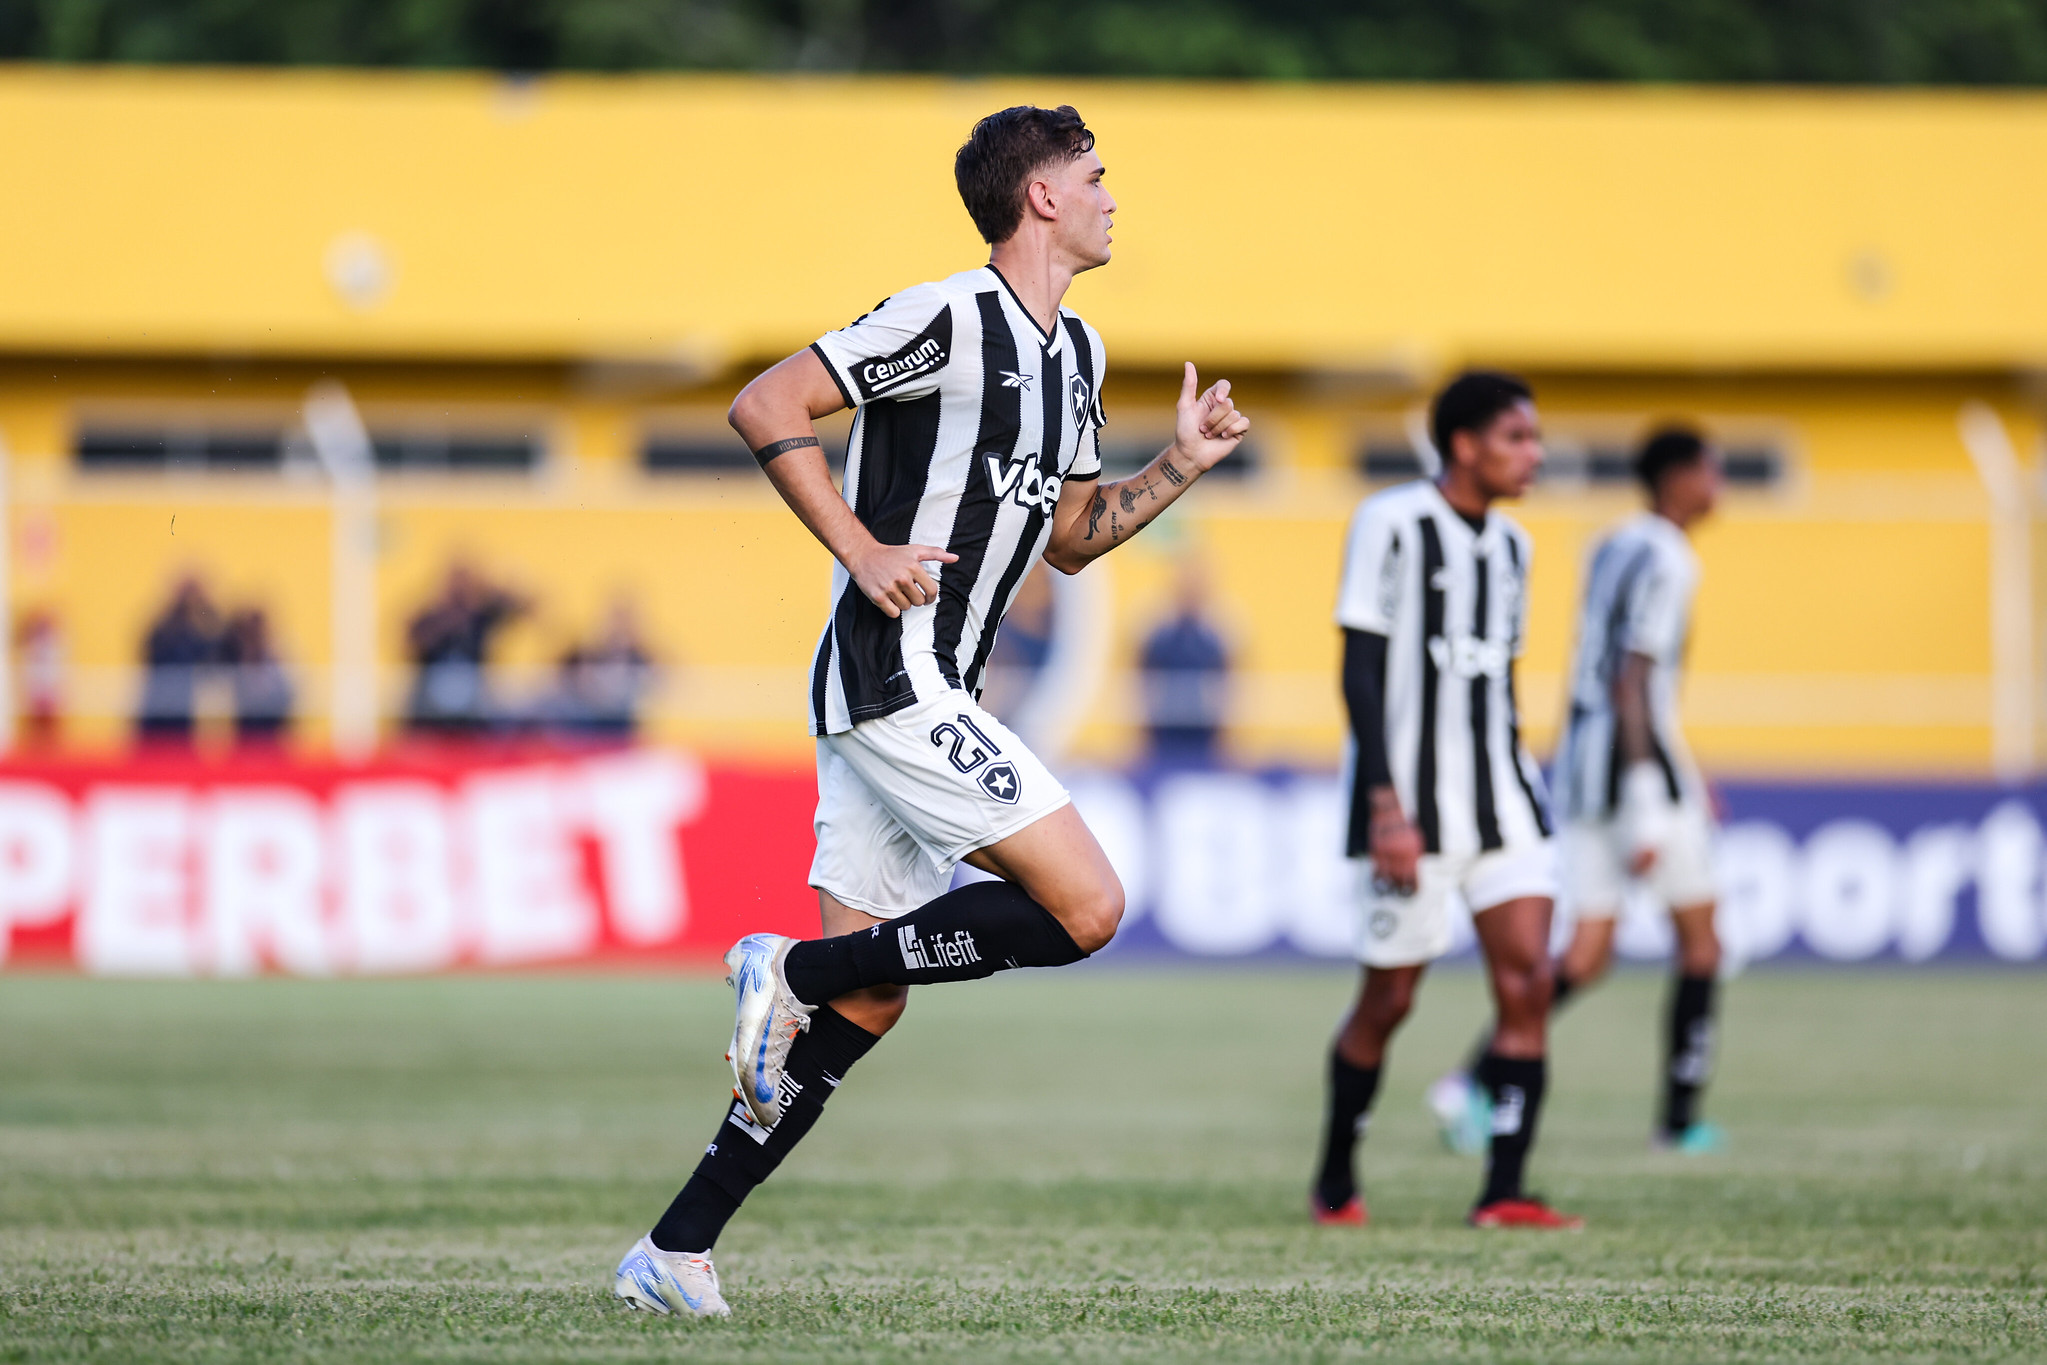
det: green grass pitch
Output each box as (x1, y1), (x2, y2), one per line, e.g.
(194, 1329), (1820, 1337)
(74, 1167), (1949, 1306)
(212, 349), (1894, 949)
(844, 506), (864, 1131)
(2, 965), (2043, 1362)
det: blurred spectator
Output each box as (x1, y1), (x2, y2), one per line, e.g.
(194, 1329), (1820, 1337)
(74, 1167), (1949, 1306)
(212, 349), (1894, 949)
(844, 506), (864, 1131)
(136, 576), (222, 746)
(549, 597), (657, 740)
(15, 608), (64, 750)
(404, 561), (530, 736)
(979, 567), (1055, 722)
(224, 608), (294, 746)
(1140, 559), (1231, 766)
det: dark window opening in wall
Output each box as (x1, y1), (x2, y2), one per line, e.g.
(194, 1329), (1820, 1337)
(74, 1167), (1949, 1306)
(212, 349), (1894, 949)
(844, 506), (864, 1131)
(1543, 441), (1785, 489)
(1541, 447), (1636, 484)
(371, 431), (539, 472)
(1359, 434), (1785, 489)
(1720, 447), (1783, 486)
(77, 427), (284, 471)
(1358, 441), (1427, 483)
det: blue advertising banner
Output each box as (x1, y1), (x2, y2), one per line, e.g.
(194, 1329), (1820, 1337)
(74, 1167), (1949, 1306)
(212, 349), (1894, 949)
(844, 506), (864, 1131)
(1056, 770), (2047, 967)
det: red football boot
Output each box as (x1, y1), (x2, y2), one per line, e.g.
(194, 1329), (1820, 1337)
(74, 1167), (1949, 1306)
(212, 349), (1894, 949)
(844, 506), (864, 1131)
(1467, 1197), (1583, 1230)
(1311, 1195), (1368, 1226)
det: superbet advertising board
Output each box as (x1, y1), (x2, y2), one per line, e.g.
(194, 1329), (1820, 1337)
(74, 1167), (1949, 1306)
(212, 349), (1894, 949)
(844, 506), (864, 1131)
(0, 749), (818, 975)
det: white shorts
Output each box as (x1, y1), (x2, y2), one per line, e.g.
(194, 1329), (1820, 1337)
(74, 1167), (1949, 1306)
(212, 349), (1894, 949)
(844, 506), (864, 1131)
(807, 690), (1070, 920)
(1562, 804), (1717, 918)
(1352, 841), (1557, 968)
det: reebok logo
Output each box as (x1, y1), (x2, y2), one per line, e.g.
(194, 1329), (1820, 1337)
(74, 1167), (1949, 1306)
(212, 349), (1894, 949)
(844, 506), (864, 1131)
(899, 925), (982, 972)
(852, 312), (953, 400)
(985, 452), (1063, 516)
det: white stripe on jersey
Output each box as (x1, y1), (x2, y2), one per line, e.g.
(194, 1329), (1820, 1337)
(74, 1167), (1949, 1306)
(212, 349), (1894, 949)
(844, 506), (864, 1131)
(1335, 480), (1552, 858)
(1554, 511), (1702, 821)
(805, 266), (1108, 736)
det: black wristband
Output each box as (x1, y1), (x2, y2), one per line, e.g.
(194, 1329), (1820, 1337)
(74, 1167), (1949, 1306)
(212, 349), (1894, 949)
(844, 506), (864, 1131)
(753, 435), (821, 468)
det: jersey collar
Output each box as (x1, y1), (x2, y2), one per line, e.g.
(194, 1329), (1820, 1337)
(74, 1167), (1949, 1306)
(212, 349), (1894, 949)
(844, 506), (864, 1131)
(984, 265), (1065, 354)
(1425, 480), (1499, 548)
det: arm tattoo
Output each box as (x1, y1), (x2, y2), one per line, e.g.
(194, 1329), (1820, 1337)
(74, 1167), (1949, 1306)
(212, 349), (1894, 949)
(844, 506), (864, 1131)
(752, 435), (821, 468)
(1159, 459), (1186, 486)
(1110, 473), (1163, 516)
(1082, 470), (1173, 553)
(1084, 487), (1109, 540)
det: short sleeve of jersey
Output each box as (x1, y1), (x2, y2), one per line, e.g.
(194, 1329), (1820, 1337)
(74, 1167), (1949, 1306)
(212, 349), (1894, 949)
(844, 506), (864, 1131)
(810, 283), (955, 408)
(1623, 551), (1692, 661)
(1065, 320), (1108, 482)
(1334, 497), (1402, 634)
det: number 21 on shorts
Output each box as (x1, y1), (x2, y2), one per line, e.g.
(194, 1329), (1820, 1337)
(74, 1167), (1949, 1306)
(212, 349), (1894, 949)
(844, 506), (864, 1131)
(930, 713), (1023, 805)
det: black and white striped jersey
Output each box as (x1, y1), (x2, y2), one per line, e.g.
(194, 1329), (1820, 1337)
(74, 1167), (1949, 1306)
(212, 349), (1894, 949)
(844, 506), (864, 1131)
(1553, 512), (1704, 821)
(805, 266), (1107, 736)
(1335, 480), (1552, 857)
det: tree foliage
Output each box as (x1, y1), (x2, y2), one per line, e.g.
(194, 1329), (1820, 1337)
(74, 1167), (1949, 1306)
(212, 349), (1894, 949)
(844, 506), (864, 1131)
(7, 0), (2047, 82)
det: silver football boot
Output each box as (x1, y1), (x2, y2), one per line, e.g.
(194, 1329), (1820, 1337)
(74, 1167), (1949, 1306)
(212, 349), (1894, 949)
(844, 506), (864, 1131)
(724, 932), (814, 1128)
(612, 1236), (731, 1317)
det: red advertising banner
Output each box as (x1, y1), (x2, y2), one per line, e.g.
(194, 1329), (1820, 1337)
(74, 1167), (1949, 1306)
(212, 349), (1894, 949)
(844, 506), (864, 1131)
(0, 749), (820, 974)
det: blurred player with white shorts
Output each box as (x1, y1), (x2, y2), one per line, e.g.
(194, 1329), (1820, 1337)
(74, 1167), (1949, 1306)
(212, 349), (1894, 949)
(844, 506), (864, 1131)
(1310, 371), (1580, 1232)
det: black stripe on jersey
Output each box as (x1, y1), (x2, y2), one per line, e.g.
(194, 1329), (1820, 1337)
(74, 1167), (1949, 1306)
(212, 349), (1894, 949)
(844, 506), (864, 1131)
(1059, 315), (1105, 483)
(1506, 664), (1554, 837)
(835, 388), (946, 723)
(1416, 516), (1445, 854)
(810, 629), (833, 734)
(1650, 732), (1681, 801)
(934, 292), (1024, 689)
(1598, 546), (1651, 813)
(1060, 314), (1103, 440)
(1599, 545), (1683, 809)
(1602, 710), (1625, 813)
(963, 339), (1063, 695)
(1470, 548), (1502, 851)
(809, 342), (855, 408)
(1503, 535), (1553, 838)
(1603, 709), (1682, 807)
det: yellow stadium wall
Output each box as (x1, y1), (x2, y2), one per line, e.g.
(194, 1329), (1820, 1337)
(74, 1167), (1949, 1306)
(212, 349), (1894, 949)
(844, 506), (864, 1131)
(6, 71), (2047, 374)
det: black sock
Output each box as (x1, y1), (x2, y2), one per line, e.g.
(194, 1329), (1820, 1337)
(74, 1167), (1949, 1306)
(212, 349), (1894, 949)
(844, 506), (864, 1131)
(1661, 973), (1717, 1135)
(1475, 1052), (1547, 1207)
(1463, 967), (1577, 1077)
(649, 1005), (880, 1253)
(781, 881), (1087, 1005)
(1314, 1051), (1381, 1210)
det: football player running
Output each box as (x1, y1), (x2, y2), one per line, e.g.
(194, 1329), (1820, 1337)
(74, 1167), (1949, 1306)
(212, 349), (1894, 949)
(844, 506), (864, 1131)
(614, 104), (1249, 1316)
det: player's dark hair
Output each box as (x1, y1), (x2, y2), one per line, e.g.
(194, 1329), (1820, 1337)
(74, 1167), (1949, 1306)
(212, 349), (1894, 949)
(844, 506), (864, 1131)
(1430, 370), (1533, 466)
(955, 105), (1096, 245)
(1635, 425), (1709, 494)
